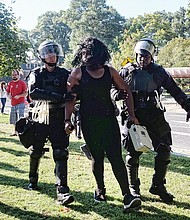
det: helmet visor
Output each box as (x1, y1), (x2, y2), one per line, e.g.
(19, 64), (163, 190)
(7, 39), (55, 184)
(38, 44), (63, 59)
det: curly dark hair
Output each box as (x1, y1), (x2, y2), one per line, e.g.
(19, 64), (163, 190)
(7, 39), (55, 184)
(72, 37), (111, 69)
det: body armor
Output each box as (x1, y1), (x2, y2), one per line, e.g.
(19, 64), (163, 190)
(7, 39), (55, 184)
(29, 67), (69, 103)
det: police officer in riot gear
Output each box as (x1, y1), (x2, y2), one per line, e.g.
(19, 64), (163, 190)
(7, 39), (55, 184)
(111, 38), (190, 204)
(27, 40), (74, 206)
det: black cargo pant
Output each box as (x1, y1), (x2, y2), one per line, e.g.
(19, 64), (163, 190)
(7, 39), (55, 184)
(125, 107), (172, 188)
(29, 108), (69, 186)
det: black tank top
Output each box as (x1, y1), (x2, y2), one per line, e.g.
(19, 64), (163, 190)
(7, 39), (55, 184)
(79, 65), (115, 117)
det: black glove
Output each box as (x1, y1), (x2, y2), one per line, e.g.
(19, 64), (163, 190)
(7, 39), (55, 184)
(64, 92), (76, 101)
(186, 110), (190, 122)
(182, 97), (190, 112)
(116, 90), (128, 100)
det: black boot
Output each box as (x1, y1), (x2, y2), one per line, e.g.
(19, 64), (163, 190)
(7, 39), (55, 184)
(57, 186), (74, 205)
(28, 157), (40, 190)
(149, 178), (174, 204)
(126, 155), (141, 197)
(54, 159), (74, 205)
(149, 156), (174, 204)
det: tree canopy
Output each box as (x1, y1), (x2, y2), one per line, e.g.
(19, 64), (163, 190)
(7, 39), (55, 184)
(64, 0), (125, 51)
(112, 6), (190, 70)
(1, 0), (190, 77)
(28, 10), (71, 58)
(0, 2), (29, 76)
(158, 38), (190, 67)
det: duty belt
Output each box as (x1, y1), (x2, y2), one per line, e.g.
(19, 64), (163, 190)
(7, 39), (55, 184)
(132, 91), (158, 110)
(132, 91), (156, 98)
(49, 103), (65, 109)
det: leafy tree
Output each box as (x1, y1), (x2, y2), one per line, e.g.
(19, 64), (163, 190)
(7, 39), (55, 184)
(125, 12), (176, 48)
(185, 0), (190, 37)
(64, 0), (126, 52)
(111, 33), (136, 70)
(172, 7), (188, 38)
(186, 0), (190, 17)
(29, 11), (71, 58)
(112, 7), (190, 70)
(0, 2), (29, 76)
(157, 37), (190, 67)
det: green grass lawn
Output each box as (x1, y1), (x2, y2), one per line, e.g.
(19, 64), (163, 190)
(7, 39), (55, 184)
(0, 114), (190, 220)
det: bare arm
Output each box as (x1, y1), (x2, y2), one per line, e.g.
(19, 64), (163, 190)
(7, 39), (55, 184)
(110, 66), (138, 124)
(65, 68), (81, 134)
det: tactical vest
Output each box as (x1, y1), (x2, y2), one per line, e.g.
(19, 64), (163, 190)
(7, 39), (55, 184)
(127, 67), (159, 110)
(28, 66), (70, 105)
(129, 69), (157, 93)
(34, 67), (68, 100)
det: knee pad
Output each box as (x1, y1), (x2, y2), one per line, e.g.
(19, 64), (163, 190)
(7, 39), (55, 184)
(53, 148), (69, 161)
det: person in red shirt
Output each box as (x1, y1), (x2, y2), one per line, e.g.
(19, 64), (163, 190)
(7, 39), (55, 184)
(6, 69), (28, 136)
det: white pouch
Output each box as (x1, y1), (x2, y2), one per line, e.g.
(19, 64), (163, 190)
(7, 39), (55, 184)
(129, 124), (153, 152)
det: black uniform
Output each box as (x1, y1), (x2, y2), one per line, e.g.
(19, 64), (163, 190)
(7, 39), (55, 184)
(28, 66), (70, 189)
(111, 62), (190, 203)
(79, 65), (130, 196)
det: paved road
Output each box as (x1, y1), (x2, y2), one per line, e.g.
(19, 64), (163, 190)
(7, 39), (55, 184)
(164, 101), (190, 157)
(2, 98), (190, 157)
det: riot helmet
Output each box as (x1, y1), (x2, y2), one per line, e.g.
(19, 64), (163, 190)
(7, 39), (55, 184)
(37, 40), (63, 66)
(134, 38), (156, 58)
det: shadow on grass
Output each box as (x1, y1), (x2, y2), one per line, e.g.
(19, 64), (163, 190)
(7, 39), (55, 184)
(142, 195), (190, 211)
(0, 202), (75, 220)
(0, 137), (23, 145)
(0, 173), (189, 220)
(1, 138), (189, 219)
(0, 146), (28, 157)
(65, 190), (190, 220)
(139, 152), (190, 176)
(0, 175), (189, 220)
(0, 173), (57, 199)
(0, 161), (26, 173)
(69, 141), (190, 176)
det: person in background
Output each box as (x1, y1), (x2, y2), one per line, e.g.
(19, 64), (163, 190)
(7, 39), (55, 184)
(6, 70), (28, 136)
(111, 38), (190, 204)
(0, 81), (7, 114)
(65, 37), (141, 212)
(27, 40), (74, 206)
